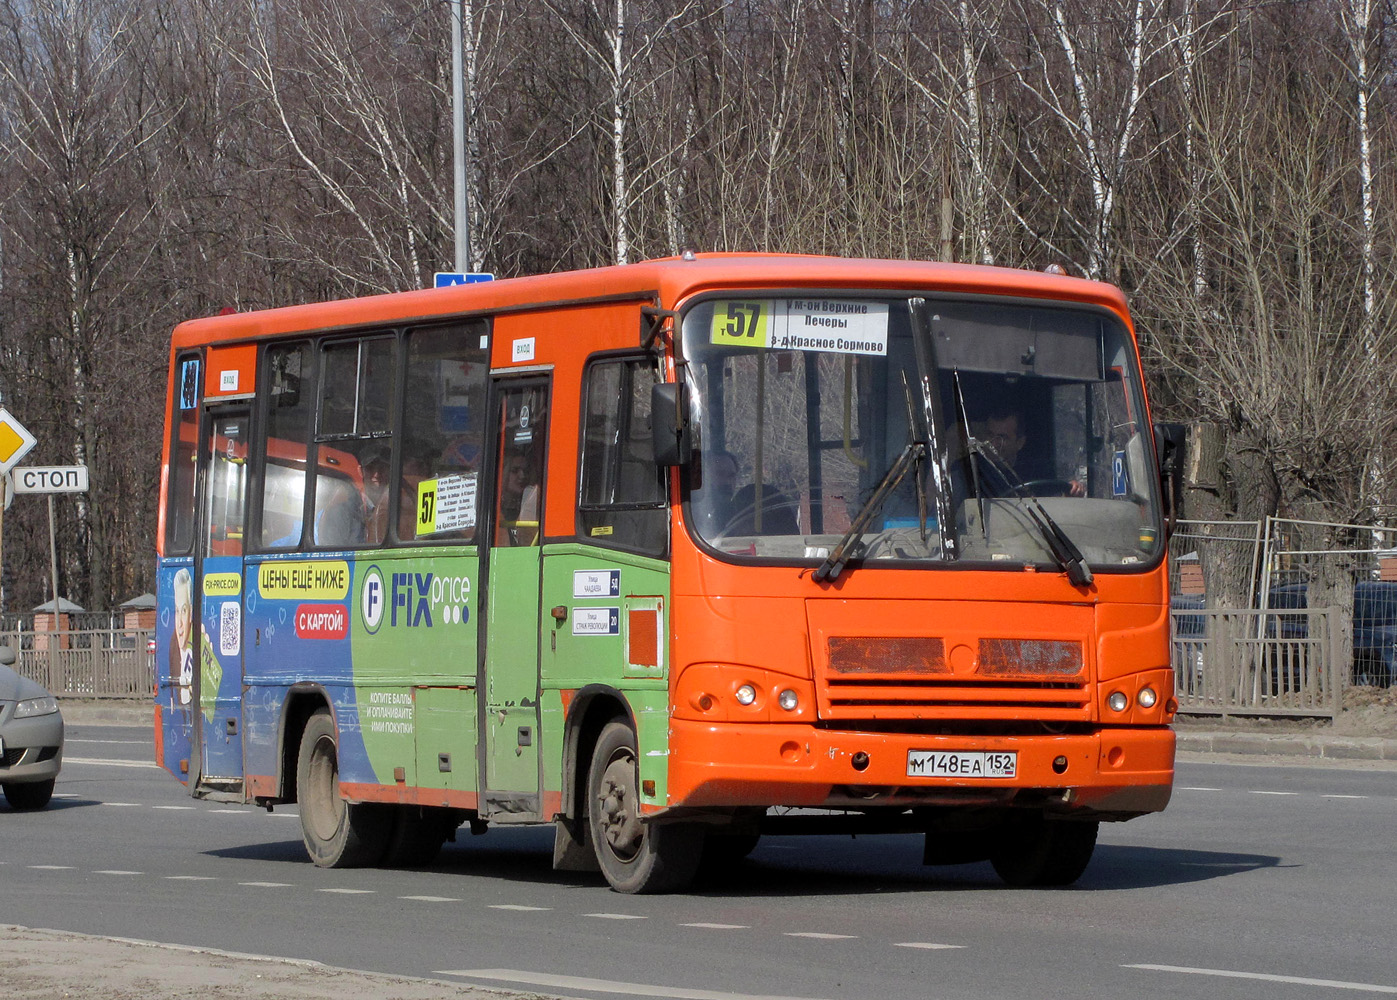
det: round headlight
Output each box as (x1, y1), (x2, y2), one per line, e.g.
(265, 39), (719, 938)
(734, 684), (757, 706)
(777, 689), (798, 711)
(1107, 690), (1129, 713)
(1137, 687), (1158, 709)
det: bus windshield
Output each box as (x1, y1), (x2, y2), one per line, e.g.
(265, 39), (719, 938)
(682, 294), (1162, 572)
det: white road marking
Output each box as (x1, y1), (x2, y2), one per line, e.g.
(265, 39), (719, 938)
(153, 805), (196, 810)
(67, 739), (150, 745)
(52, 793), (79, 798)
(1178, 786), (1221, 791)
(895, 942), (966, 950)
(784, 932), (856, 940)
(239, 881), (292, 888)
(165, 876), (217, 881)
(1322, 794), (1369, 800)
(401, 895), (461, 903)
(682, 923), (750, 930)
(28, 865), (74, 870)
(317, 888), (374, 894)
(438, 969), (838, 1000)
(488, 904), (551, 912)
(64, 756), (159, 769)
(93, 870), (143, 876)
(100, 802), (142, 807)
(585, 912), (647, 920)
(1249, 790), (1299, 796)
(208, 809), (247, 814)
(1124, 963), (1397, 993)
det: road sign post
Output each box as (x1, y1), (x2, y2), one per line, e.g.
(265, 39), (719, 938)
(0, 409), (37, 616)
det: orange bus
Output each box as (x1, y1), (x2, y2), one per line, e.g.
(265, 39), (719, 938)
(155, 254), (1179, 892)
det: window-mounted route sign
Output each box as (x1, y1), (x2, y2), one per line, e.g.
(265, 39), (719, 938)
(13, 465), (89, 494)
(0, 409), (38, 476)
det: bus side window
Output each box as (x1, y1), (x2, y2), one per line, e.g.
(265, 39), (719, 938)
(166, 354), (201, 555)
(578, 356), (668, 555)
(399, 322), (489, 543)
(258, 342), (314, 549)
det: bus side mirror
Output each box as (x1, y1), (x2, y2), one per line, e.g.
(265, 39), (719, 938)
(1153, 422), (1186, 533)
(651, 382), (693, 467)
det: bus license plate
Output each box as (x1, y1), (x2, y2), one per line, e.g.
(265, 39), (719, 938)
(907, 750), (1017, 779)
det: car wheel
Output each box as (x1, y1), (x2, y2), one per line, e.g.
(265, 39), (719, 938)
(587, 720), (702, 893)
(989, 812), (1098, 887)
(296, 709), (390, 867)
(3, 779), (55, 811)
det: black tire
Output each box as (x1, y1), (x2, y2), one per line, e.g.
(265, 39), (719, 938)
(587, 720), (702, 893)
(3, 779), (54, 811)
(296, 709), (390, 867)
(989, 813), (1098, 887)
(382, 807), (455, 867)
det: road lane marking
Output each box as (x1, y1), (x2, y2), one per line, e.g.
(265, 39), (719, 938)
(64, 756), (159, 769)
(488, 904), (551, 912)
(1178, 786), (1221, 791)
(401, 895), (461, 902)
(100, 802), (141, 807)
(93, 870), (143, 875)
(1248, 790), (1299, 796)
(1124, 963), (1397, 993)
(585, 912), (646, 920)
(208, 809), (248, 814)
(153, 805), (196, 811)
(165, 876), (217, 881)
(28, 865), (74, 870)
(317, 888), (374, 894)
(239, 881), (292, 888)
(895, 942), (966, 950)
(437, 969), (838, 1000)
(682, 923), (750, 930)
(1322, 794), (1369, 799)
(784, 932), (856, 940)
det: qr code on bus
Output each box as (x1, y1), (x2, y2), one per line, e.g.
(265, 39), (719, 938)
(219, 601), (240, 657)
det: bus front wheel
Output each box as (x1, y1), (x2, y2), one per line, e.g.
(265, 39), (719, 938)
(989, 812), (1098, 887)
(296, 709), (390, 868)
(587, 720), (701, 894)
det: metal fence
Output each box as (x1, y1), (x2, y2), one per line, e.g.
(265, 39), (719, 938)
(0, 628), (154, 698)
(1172, 606), (1338, 719)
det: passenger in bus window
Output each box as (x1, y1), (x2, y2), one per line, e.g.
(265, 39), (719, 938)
(313, 478), (366, 547)
(363, 453), (391, 545)
(499, 449), (540, 546)
(694, 449), (799, 537)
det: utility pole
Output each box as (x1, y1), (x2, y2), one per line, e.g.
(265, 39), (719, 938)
(452, 0), (470, 272)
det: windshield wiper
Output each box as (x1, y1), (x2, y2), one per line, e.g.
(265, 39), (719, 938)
(813, 440), (925, 583)
(969, 441), (1094, 587)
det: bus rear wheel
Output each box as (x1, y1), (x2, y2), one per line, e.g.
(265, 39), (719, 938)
(296, 709), (390, 868)
(587, 720), (701, 894)
(989, 812), (1098, 887)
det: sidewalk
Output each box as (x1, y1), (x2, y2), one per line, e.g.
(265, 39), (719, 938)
(60, 699), (1397, 763)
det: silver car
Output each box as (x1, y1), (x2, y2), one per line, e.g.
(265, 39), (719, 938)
(0, 645), (64, 810)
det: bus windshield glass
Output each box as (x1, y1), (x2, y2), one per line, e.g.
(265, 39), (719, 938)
(682, 294), (1162, 571)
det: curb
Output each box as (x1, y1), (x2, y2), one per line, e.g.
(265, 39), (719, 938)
(1175, 730), (1397, 762)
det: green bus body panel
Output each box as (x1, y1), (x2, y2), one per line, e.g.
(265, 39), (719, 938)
(539, 543), (671, 810)
(484, 545), (543, 795)
(350, 548), (480, 795)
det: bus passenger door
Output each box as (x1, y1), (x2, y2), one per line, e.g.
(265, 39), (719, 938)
(193, 406), (249, 790)
(480, 377), (548, 817)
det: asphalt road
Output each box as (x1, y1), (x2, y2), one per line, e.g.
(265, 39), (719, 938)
(3, 725), (1395, 1000)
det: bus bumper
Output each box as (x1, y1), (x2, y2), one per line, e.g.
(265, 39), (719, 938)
(666, 721), (1174, 819)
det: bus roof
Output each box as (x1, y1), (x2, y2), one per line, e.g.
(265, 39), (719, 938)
(169, 254), (1132, 349)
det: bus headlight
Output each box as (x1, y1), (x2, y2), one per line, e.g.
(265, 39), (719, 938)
(734, 684), (757, 706)
(1137, 687), (1158, 709)
(777, 689), (799, 712)
(1107, 691), (1129, 713)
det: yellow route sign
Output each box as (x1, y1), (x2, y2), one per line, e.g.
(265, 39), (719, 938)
(0, 408), (38, 476)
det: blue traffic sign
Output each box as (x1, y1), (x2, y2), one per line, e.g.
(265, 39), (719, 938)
(434, 272), (495, 288)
